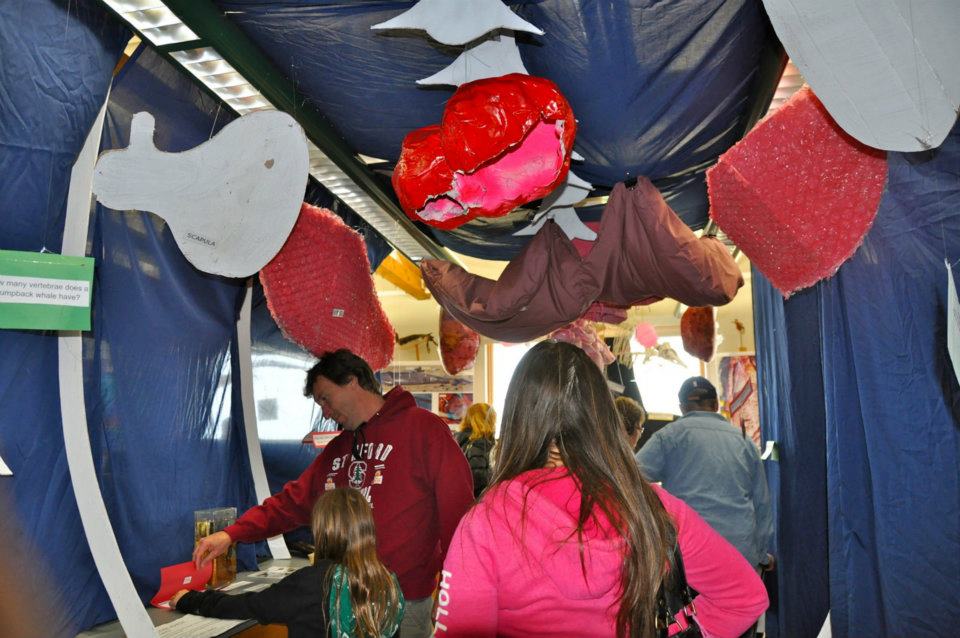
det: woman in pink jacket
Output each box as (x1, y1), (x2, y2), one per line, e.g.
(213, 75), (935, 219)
(434, 341), (768, 638)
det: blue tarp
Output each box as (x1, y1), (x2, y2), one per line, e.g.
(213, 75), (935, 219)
(753, 275), (830, 638)
(820, 125), (960, 636)
(754, 124), (960, 637)
(0, 1), (129, 633)
(216, 0), (782, 256)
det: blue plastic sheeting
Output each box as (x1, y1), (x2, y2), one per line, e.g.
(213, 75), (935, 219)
(88, 41), (264, 609)
(250, 280), (321, 544)
(820, 126), (960, 636)
(753, 273), (829, 638)
(216, 0), (780, 254)
(0, 1), (128, 634)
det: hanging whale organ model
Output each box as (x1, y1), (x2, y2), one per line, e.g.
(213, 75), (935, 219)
(92, 111), (309, 278)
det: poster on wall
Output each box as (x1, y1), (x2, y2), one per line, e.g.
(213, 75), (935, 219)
(380, 365), (472, 393)
(718, 355), (761, 449)
(0, 249), (94, 330)
(438, 393), (473, 423)
(411, 393), (433, 411)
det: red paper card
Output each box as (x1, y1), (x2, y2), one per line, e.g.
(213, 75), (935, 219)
(150, 560), (213, 609)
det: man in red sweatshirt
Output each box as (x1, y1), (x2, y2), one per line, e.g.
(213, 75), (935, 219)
(193, 349), (474, 638)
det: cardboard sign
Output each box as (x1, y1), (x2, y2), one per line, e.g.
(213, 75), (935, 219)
(763, 0), (960, 151)
(0, 250), (94, 330)
(92, 111), (308, 278)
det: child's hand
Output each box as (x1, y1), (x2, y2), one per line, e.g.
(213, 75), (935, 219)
(169, 589), (190, 609)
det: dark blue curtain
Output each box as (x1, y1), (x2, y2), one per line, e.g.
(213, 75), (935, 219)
(754, 123), (960, 637)
(820, 125), (960, 637)
(0, 1), (128, 634)
(753, 273), (829, 638)
(86, 41), (263, 615)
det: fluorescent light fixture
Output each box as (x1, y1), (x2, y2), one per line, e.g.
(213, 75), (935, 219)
(103, 1), (197, 45)
(169, 47), (221, 64)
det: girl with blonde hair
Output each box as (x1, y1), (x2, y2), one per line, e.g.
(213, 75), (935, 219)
(173, 488), (404, 638)
(455, 402), (497, 498)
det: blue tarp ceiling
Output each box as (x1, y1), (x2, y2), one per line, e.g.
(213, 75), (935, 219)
(214, 0), (783, 258)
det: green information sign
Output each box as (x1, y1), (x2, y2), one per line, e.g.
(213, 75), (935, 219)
(0, 249), (95, 331)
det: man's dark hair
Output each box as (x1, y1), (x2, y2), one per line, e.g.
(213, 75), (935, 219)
(304, 349), (381, 396)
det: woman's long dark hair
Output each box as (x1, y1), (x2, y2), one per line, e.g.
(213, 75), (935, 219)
(490, 341), (676, 638)
(312, 488), (402, 637)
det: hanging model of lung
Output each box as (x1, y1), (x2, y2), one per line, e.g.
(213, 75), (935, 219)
(393, 73), (576, 230)
(439, 308), (480, 375)
(680, 306), (717, 362)
(92, 111), (308, 278)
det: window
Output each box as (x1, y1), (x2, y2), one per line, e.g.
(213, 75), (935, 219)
(490, 341), (535, 436)
(631, 335), (700, 415)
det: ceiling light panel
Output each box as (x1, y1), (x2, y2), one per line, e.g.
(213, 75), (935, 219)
(169, 47), (221, 64)
(106, 0), (166, 10)
(124, 7), (183, 29)
(103, 1), (197, 45)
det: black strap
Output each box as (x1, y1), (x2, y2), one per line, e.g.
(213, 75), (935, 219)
(655, 543), (701, 637)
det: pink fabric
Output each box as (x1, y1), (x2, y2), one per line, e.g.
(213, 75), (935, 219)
(436, 469), (768, 637)
(549, 319), (615, 370)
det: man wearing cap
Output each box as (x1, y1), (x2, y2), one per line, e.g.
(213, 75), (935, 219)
(636, 376), (774, 593)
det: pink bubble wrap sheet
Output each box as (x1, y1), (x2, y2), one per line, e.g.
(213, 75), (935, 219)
(707, 86), (887, 297)
(260, 203), (395, 370)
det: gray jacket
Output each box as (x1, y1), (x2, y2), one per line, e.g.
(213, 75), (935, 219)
(636, 411), (773, 565)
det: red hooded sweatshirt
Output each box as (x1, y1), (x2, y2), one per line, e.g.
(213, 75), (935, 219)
(435, 468), (768, 637)
(224, 387), (474, 600)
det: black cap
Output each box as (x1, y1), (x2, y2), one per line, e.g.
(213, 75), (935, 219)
(678, 376), (717, 403)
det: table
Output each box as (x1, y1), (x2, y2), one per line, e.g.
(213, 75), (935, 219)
(77, 558), (309, 638)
